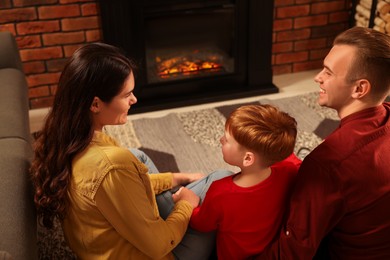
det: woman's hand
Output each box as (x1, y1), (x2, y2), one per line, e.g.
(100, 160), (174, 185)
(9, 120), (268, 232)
(171, 173), (205, 187)
(172, 187), (200, 209)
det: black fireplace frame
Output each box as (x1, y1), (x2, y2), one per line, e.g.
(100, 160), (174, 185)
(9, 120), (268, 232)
(98, 0), (278, 113)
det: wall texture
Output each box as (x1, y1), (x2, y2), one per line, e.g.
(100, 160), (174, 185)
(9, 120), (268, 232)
(0, 0), (353, 109)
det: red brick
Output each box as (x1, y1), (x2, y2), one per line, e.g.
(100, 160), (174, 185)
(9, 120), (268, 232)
(294, 14), (328, 29)
(272, 42), (293, 53)
(0, 24), (16, 34)
(295, 0), (319, 3)
(20, 46), (63, 62)
(329, 11), (350, 23)
(276, 5), (310, 19)
(27, 72), (61, 87)
(0, 7), (37, 23)
(29, 85), (50, 98)
(311, 23), (348, 38)
(294, 38), (327, 51)
(46, 58), (68, 72)
(23, 61), (45, 74)
(61, 16), (99, 31)
(30, 96), (54, 109)
(275, 51), (308, 64)
(42, 31), (85, 46)
(81, 3), (99, 16)
(16, 35), (42, 48)
(13, 0), (57, 7)
(86, 29), (102, 42)
(276, 29), (311, 42)
(275, 0), (294, 7)
(63, 43), (85, 57)
(273, 19), (293, 32)
(293, 60), (323, 72)
(311, 1), (346, 14)
(273, 64), (292, 75)
(310, 48), (331, 60)
(60, 0), (94, 3)
(17, 20), (60, 35)
(38, 5), (80, 20)
(0, 0), (11, 8)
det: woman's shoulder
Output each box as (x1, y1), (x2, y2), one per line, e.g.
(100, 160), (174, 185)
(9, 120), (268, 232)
(71, 144), (147, 197)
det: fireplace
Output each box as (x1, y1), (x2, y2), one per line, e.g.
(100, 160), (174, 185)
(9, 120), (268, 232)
(98, 0), (277, 113)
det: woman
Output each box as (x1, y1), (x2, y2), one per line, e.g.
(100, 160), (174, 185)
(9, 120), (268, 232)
(30, 43), (231, 259)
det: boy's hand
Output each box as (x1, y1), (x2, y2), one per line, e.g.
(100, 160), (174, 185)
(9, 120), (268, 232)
(172, 187), (200, 209)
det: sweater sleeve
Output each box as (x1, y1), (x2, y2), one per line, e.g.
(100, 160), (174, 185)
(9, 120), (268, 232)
(148, 172), (173, 194)
(95, 168), (192, 259)
(189, 182), (221, 232)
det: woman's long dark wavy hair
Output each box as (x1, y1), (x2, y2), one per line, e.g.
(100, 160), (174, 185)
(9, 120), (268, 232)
(30, 43), (136, 229)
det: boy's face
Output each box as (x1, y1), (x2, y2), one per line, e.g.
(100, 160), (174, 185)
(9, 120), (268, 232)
(220, 128), (247, 167)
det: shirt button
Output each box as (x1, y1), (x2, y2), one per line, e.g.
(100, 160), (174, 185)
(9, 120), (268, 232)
(286, 230), (290, 236)
(171, 240), (174, 245)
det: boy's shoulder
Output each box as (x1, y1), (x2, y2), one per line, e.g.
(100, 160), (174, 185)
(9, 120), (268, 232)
(271, 153), (301, 179)
(273, 153), (302, 169)
(208, 174), (237, 194)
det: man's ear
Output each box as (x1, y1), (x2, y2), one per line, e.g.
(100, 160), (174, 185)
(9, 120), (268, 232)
(90, 97), (100, 113)
(242, 152), (255, 167)
(352, 79), (371, 99)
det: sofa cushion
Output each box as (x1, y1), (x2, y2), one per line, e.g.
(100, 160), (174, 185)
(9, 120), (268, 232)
(0, 138), (37, 260)
(0, 68), (30, 141)
(0, 31), (23, 71)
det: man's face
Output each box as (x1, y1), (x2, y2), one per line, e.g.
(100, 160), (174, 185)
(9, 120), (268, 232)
(314, 44), (357, 118)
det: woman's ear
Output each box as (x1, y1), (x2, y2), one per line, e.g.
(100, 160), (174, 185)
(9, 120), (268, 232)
(242, 152), (255, 167)
(352, 79), (371, 99)
(90, 97), (100, 113)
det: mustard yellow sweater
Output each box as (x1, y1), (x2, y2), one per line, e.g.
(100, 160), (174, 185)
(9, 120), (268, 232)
(62, 131), (192, 259)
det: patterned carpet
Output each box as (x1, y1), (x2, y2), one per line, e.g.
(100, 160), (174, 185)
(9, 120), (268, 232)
(38, 91), (341, 259)
(104, 91), (339, 173)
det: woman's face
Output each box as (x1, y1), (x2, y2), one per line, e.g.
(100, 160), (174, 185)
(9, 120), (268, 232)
(91, 72), (137, 131)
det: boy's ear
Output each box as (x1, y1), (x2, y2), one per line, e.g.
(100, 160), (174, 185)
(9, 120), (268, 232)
(352, 79), (370, 99)
(90, 97), (101, 113)
(242, 152), (255, 167)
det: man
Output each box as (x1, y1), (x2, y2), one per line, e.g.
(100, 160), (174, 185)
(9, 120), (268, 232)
(254, 27), (390, 259)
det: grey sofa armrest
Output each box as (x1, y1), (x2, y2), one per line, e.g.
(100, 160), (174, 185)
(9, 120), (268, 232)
(0, 31), (23, 71)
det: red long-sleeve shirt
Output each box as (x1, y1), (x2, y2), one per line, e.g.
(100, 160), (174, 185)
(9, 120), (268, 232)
(190, 154), (301, 260)
(256, 103), (390, 259)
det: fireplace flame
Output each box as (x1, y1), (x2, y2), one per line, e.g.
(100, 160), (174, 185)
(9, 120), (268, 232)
(156, 54), (222, 78)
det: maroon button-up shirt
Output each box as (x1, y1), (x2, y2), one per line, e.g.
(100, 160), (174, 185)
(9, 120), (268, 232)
(255, 103), (390, 259)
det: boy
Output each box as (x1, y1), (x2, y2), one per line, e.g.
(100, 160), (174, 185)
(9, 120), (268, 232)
(190, 104), (301, 259)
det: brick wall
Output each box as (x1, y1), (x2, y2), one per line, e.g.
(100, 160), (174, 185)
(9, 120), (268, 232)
(0, 0), (352, 110)
(273, 0), (353, 74)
